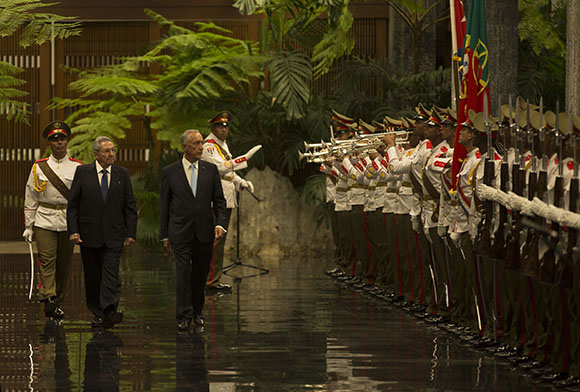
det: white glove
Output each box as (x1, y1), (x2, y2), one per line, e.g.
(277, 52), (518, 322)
(424, 227), (432, 244)
(245, 145), (262, 161)
(450, 232), (461, 248)
(232, 145), (263, 171)
(411, 215), (419, 232)
(240, 180), (254, 193)
(22, 227), (34, 242)
(437, 225), (448, 238)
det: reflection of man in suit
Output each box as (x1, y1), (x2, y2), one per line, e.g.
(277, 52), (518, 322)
(68, 136), (138, 329)
(83, 331), (123, 391)
(176, 332), (209, 391)
(160, 129), (228, 332)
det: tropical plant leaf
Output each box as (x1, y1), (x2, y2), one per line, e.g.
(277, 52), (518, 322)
(312, 4), (354, 77)
(269, 51), (312, 120)
(0, 0), (81, 47)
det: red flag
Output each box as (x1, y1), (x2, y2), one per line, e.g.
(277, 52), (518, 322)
(451, 0), (490, 189)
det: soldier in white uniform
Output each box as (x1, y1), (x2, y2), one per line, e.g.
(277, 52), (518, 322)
(201, 111), (261, 291)
(23, 121), (82, 319)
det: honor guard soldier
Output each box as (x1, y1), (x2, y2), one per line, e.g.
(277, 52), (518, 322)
(201, 111), (261, 291)
(23, 121), (82, 320)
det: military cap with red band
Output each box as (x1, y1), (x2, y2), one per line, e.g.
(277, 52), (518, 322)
(414, 103), (431, 121)
(209, 111), (231, 127)
(331, 109), (356, 126)
(42, 121), (71, 139)
(426, 109), (443, 127)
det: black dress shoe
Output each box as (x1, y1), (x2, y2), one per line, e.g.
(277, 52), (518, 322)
(530, 365), (553, 378)
(208, 283), (232, 291)
(519, 360), (546, 370)
(410, 304), (427, 313)
(103, 311), (123, 329)
(91, 316), (103, 328)
(43, 298), (57, 317)
(325, 268), (340, 276)
(177, 320), (191, 332)
(193, 314), (205, 326)
(540, 371), (568, 382)
(553, 376), (580, 388)
(52, 306), (65, 321)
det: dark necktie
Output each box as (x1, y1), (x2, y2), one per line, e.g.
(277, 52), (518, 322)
(101, 169), (108, 200)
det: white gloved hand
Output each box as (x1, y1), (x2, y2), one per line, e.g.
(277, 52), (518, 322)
(424, 227), (432, 244)
(245, 145), (262, 161)
(232, 145), (262, 171)
(240, 179), (254, 193)
(450, 232), (461, 248)
(411, 215), (419, 232)
(437, 225), (448, 238)
(22, 227), (34, 242)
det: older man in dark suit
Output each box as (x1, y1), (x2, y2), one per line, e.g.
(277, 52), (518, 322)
(160, 129), (228, 332)
(68, 136), (138, 329)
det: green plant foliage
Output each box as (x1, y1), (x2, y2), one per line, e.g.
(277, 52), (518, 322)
(311, 2), (354, 77)
(518, 0), (565, 57)
(0, 0), (80, 123)
(234, 0), (354, 119)
(334, 56), (450, 120)
(269, 51), (312, 120)
(300, 173), (331, 228)
(0, 61), (29, 123)
(517, 0), (566, 108)
(0, 0), (81, 47)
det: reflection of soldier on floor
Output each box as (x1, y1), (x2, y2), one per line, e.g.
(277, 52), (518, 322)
(23, 121), (82, 320)
(38, 320), (72, 391)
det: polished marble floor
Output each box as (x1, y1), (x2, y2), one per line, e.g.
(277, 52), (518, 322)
(0, 251), (559, 391)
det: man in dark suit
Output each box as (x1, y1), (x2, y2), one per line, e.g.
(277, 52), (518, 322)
(160, 129), (228, 331)
(68, 136), (138, 329)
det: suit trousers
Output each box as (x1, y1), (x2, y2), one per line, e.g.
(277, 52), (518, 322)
(173, 235), (213, 322)
(35, 227), (74, 303)
(80, 245), (123, 318)
(207, 208), (232, 286)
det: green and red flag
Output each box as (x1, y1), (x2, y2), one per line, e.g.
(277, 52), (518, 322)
(451, 0), (490, 188)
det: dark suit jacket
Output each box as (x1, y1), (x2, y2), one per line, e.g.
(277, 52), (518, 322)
(160, 158), (227, 244)
(67, 162), (138, 249)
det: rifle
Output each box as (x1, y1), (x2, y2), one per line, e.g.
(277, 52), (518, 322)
(521, 100), (540, 276)
(504, 98), (522, 270)
(557, 115), (576, 288)
(491, 149), (509, 261)
(476, 95), (493, 256)
(539, 102), (562, 284)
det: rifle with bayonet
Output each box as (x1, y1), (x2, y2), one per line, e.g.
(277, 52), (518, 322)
(557, 114), (576, 288)
(491, 110), (510, 261)
(539, 102), (562, 284)
(504, 99), (522, 270)
(521, 100), (540, 276)
(476, 95), (494, 256)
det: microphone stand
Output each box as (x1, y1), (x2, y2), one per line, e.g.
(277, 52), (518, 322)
(223, 190), (269, 278)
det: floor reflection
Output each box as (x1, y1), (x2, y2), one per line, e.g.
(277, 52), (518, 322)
(0, 252), (558, 391)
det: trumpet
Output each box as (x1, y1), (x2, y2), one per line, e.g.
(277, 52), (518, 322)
(303, 139), (352, 152)
(356, 130), (410, 143)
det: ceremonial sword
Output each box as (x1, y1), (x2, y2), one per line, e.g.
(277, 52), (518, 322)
(26, 239), (35, 300)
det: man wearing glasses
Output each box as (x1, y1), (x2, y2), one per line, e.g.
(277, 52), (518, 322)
(68, 136), (138, 330)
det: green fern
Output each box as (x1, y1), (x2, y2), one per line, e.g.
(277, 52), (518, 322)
(269, 52), (312, 120)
